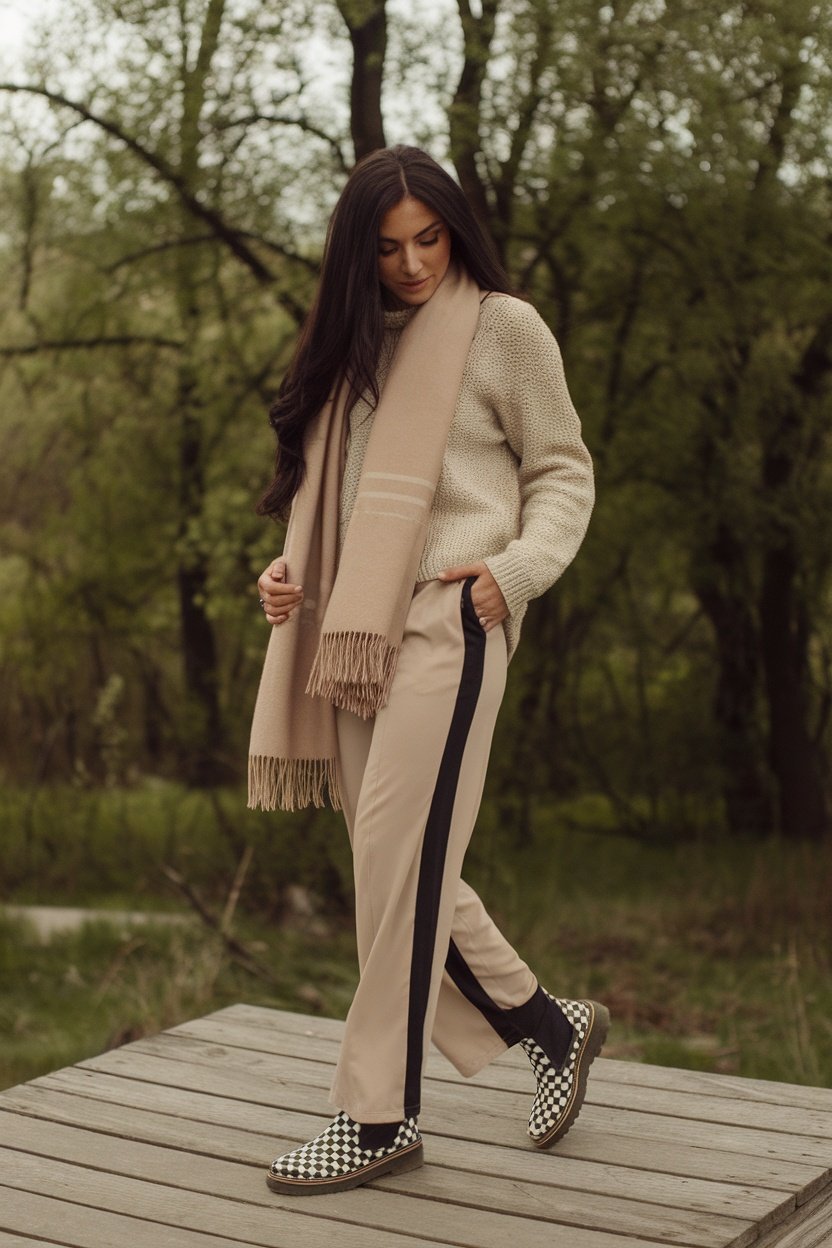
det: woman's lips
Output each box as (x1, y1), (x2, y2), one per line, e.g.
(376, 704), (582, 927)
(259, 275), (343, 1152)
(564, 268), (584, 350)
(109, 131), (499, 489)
(400, 276), (429, 289)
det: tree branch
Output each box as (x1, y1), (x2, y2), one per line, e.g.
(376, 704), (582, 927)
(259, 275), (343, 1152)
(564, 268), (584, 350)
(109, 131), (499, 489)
(103, 230), (318, 275)
(751, 54), (805, 196)
(449, 0), (499, 243)
(0, 335), (184, 356)
(0, 82), (277, 285)
(493, 1), (556, 236)
(161, 862), (277, 984)
(334, 0), (387, 161)
(215, 111), (349, 173)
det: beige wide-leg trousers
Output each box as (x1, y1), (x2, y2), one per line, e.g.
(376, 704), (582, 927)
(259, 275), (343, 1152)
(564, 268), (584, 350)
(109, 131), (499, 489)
(329, 574), (539, 1124)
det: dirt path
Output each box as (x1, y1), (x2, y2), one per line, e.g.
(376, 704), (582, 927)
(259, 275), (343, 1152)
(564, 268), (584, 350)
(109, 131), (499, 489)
(2, 905), (192, 942)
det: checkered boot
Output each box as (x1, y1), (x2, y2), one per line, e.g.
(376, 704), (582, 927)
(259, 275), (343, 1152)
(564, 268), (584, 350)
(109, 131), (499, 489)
(266, 1110), (423, 1195)
(520, 991), (610, 1148)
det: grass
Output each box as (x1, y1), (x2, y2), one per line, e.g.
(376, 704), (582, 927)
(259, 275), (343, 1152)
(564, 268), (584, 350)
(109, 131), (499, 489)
(474, 816), (832, 1085)
(1, 782), (831, 1090)
(0, 911), (358, 1090)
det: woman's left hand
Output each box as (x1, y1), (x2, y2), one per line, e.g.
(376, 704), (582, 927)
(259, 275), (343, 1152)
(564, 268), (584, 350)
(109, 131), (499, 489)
(437, 562), (508, 632)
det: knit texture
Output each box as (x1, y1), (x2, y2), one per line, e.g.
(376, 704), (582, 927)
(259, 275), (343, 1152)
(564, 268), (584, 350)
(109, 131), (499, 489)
(339, 294), (595, 662)
(248, 264), (481, 811)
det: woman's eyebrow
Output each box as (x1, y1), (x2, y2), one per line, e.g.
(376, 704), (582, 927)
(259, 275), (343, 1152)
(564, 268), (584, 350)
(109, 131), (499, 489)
(378, 220), (443, 243)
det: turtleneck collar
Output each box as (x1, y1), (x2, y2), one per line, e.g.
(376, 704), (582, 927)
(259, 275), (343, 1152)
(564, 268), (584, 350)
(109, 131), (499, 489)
(383, 306), (418, 330)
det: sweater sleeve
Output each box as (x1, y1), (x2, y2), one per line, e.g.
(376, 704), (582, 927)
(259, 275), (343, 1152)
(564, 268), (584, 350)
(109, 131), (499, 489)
(481, 298), (595, 617)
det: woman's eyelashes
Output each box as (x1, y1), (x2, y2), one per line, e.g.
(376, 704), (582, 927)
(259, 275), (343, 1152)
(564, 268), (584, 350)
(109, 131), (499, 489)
(378, 235), (441, 257)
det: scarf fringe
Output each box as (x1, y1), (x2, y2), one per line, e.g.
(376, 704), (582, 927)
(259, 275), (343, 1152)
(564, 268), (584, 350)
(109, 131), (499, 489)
(248, 754), (342, 812)
(305, 630), (400, 718)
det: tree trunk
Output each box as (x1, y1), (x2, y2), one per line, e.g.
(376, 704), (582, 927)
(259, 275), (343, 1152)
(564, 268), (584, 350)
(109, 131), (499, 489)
(757, 318), (832, 839)
(692, 532), (774, 837)
(492, 597), (563, 822)
(174, 393), (225, 785)
(449, 0), (499, 247)
(759, 545), (827, 839)
(686, 307), (774, 835)
(172, 0), (228, 785)
(336, 0), (387, 161)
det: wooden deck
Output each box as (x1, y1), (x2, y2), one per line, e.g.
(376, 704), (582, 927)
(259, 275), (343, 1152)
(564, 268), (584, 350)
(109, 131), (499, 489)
(1, 1004), (832, 1248)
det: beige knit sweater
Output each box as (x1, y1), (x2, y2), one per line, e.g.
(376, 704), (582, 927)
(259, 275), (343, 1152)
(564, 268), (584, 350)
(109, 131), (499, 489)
(338, 293), (594, 663)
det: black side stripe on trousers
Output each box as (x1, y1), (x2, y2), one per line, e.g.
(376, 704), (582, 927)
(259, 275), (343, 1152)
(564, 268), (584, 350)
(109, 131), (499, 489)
(403, 575), (487, 1119)
(446, 940), (575, 1070)
(445, 938), (525, 1046)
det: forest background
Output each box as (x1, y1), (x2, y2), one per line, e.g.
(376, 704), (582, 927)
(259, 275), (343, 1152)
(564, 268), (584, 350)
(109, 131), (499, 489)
(0, 0), (830, 1091)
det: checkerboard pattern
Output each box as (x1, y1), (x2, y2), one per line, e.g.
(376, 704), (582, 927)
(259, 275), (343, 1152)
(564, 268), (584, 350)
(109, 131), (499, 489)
(520, 993), (601, 1145)
(268, 1110), (421, 1183)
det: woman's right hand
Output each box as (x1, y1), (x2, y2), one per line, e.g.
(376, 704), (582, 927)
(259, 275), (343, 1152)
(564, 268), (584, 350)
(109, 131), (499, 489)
(258, 557), (303, 626)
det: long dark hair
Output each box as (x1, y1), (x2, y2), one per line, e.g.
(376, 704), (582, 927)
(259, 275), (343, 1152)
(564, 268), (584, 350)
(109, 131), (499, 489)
(256, 145), (512, 521)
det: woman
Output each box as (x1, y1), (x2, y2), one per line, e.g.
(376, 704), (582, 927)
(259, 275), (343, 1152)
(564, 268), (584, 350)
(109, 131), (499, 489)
(248, 145), (609, 1196)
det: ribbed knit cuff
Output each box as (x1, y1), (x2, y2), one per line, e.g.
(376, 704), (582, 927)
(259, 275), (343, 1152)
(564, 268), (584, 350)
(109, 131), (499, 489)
(482, 549), (535, 618)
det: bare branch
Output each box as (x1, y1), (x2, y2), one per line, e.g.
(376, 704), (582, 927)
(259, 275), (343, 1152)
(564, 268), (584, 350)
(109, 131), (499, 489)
(494, 3), (556, 234)
(161, 862), (277, 984)
(0, 335), (184, 356)
(449, 0), (499, 241)
(0, 82), (276, 285)
(220, 843), (254, 936)
(751, 55), (805, 196)
(215, 111), (349, 173)
(104, 230), (318, 275)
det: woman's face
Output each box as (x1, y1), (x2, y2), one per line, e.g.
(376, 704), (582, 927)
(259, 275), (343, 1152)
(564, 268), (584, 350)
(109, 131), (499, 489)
(377, 196), (452, 307)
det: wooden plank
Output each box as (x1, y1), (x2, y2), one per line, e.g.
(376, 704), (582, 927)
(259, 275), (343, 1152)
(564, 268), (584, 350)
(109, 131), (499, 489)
(0, 1149), (448, 1248)
(0, 1235), (68, 1248)
(0, 1080), (795, 1230)
(0, 1146), (672, 1248)
(579, 1080), (832, 1139)
(171, 1013), (832, 1124)
(589, 1059), (832, 1113)
(0, 1186), (262, 1248)
(210, 1002), (347, 1038)
(193, 1003), (832, 1140)
(0, 1240), (60, 1247)
(52, 1048), (832, 1186)
(84, 1037), (832, 1171)
(128, 1030), (832, 1141)
(2, 1068), (332, 1154)
(16, 1066), (826, 1202)
(0, 1109), (759, 1248)
(5, 1001), (832, 1248)
(3, 1001), (831, 1248)
(0, 1083), (288, 1170)
(753, 1184), (832, 1248)
(199, 1006), (832, 1114)
(377, 1165), (756, 1248)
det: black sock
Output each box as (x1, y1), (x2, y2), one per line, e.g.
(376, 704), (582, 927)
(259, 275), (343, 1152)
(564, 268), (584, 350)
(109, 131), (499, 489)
(356, 1119), (403, 1150)
(503, 986), (574, 1070)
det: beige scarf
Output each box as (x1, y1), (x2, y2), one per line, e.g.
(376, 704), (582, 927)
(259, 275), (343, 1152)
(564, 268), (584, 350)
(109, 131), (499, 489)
(248, 263), (481, 812)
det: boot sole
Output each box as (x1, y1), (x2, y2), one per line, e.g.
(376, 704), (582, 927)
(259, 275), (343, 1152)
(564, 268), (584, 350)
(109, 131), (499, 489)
(533, 1001), (610, 1149)
(265, 1139), (424, 1196)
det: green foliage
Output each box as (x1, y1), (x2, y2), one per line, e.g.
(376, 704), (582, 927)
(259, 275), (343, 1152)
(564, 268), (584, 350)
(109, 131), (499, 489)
(0, 0), (830, 833)
(465, 799), (832, 1087)
(0, 910), (358, 1090)
(0, 783), (353, 914)
(1, 786), (830, 1090)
